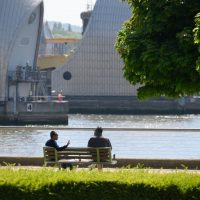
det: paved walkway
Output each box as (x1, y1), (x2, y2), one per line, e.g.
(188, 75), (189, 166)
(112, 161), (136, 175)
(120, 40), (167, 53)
(1, 166), (200, 174)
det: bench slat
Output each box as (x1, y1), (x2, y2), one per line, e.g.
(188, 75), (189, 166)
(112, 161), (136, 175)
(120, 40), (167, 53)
(57, 151), (93, 155)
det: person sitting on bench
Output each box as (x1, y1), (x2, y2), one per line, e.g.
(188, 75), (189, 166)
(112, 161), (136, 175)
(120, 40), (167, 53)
(45, 131), (72, 169)
(88, 127), (112, 149)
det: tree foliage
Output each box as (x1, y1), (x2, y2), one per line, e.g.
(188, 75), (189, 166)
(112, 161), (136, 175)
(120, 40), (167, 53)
(115, 0), (200, 100)
(52, 22), (81, 39)
(194, 12), (200, 73)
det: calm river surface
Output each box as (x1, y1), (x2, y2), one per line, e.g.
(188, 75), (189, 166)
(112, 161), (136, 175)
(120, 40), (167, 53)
(1, 114), (200, 159)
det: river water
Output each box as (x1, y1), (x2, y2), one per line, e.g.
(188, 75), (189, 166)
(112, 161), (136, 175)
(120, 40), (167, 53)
(0, 114), (200, 159)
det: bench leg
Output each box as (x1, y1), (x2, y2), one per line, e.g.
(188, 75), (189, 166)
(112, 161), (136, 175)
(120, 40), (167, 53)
(58, 163), (61, 170)
(97, 164), (103, 170)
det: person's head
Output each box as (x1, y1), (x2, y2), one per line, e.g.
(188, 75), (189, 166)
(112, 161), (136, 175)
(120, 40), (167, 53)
(50, 131), (58, 140)
(94, 127), (103, 137)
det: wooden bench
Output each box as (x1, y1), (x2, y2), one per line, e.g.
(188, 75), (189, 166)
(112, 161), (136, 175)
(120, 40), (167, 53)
(43, 147), (117, 169)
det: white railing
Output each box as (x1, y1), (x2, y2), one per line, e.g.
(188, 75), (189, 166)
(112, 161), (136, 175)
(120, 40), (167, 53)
(17, 95), (66, 102)
(0, 127), (199, 132)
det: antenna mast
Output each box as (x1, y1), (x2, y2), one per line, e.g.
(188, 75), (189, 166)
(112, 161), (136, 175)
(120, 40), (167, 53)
(86, 0), (93, 11)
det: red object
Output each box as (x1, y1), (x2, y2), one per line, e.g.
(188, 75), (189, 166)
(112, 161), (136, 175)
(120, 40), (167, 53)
(57, 93), (62, 101)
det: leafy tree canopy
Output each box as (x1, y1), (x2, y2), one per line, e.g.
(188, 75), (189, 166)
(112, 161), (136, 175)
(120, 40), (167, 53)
(115, 0), (200, 100)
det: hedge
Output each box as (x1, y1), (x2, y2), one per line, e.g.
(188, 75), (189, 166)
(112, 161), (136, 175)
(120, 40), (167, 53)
(0, 168), (200, 200)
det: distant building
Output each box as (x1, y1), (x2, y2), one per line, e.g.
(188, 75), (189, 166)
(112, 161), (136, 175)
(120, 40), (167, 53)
(52, 0), (137, 97)
(39, 21), (81, 56)
(38, 22), (81, 95)
(0, 0), (44, 102)
(40, 38), (80, 56)
(38, 21), (54, 56)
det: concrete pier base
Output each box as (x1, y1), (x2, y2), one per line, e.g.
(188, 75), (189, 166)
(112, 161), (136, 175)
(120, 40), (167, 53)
(0, 100), (69, 125)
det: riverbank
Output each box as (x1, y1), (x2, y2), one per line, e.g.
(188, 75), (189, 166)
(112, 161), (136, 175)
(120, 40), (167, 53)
(67, 96), (200, 115)
(1, 157), (200, 169)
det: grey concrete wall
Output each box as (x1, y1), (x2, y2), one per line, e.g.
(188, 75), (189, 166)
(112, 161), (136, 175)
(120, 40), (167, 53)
(6, 101), (69, 113)
(0, 101), (68, 125)
(67, 96), (200, 114)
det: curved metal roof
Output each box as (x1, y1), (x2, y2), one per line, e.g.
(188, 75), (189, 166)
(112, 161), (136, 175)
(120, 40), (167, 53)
(0, 0), (43, 101)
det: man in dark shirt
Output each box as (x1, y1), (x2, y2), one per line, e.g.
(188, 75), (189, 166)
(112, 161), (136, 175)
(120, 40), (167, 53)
(45, 131), (72, 169)
(88, 127), (112, 149)
(45, 131), (70, 151)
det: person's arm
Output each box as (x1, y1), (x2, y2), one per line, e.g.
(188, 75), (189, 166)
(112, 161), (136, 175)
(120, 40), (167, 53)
(46, 140), (69, 151)
(57, 140), (70, 151)
(57, 145), (67, 151)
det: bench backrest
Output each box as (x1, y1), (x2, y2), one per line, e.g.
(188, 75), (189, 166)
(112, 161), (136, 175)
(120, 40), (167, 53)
(56, 147), (112, 163)
(43, 147), (57, 165)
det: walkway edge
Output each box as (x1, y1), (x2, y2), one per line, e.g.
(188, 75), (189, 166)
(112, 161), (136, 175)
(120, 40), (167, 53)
(0, 157), (200, 169)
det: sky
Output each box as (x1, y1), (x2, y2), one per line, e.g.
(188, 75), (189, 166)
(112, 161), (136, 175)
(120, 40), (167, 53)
(43, 0), (96, 26)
